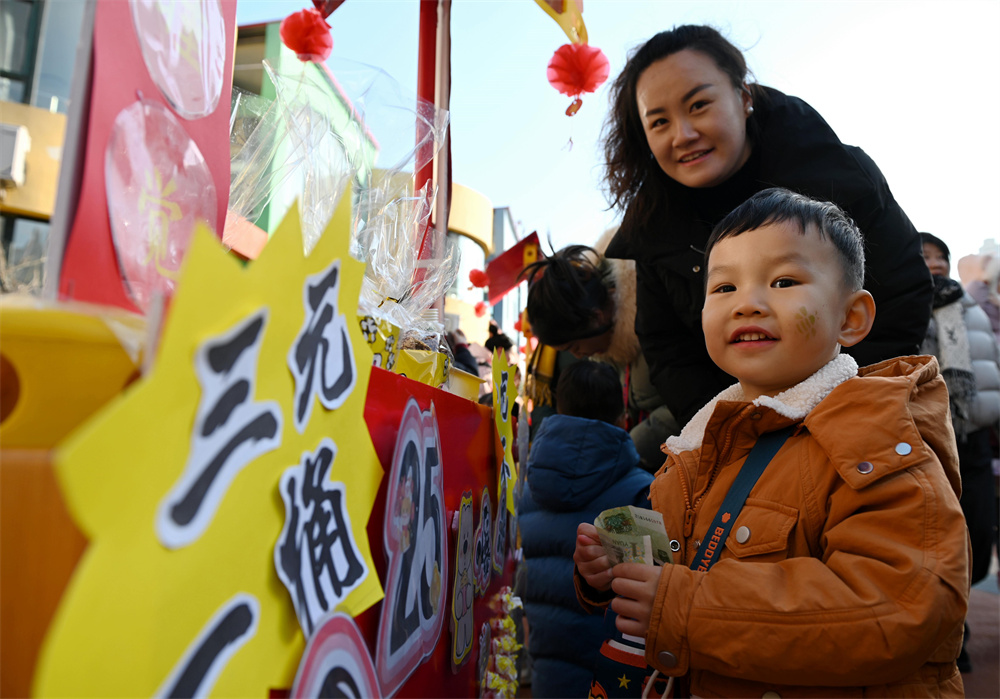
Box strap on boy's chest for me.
[690,426,795,573]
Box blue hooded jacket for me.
[518,415,654,698]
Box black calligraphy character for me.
[276,439,367,636]
[158,594,259,699]
[290,261,357,432]
[158,311,282,549]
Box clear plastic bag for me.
[225,56,456,359]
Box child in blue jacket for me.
[518,360,654,698]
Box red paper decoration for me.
[474,301,488,318]
[280,8,333,62]
[469,269,490,288]
[546,43,609,114]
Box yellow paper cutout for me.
[491,350,518,517]
[534,0,588,44]
[35,198,384,698]
[358,314,448,387]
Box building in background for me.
[0,0,86,293]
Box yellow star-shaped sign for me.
[618,672,632,689]
[35,201,384,697]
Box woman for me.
[603,25,932,426]
[522,235,679,471]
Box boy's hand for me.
[573,522,614,591]
[610,562,663,637]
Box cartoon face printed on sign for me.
[375,399,448,697]
[473,487,493,596]
[450,491,475,671]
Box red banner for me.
[485,232,540,306]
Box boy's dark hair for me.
[521,245,612,346]
[706,187,866,292]
[555,360,624,425]
[919,232,950,262]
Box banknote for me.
[595,528,654,566]
[594,505,673,565]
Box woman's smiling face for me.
[636,49,753,189]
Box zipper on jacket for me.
[684,411,749,539]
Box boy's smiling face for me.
[703,220,870,402]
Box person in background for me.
[522,238,679,471]
[959,253,1000,344]
[484,320,514,360]
[601,25,931,428]
[518,361,653,698]
[919,232,1000,674]
[574,189,968,697]
[446,328,480,376]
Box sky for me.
[235,0,1000,262]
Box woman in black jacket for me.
[603,25,932,426]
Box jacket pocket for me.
[723,500,799,561]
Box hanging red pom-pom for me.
[547,43,610,98]
[280,8,333,62]
[469,268,490,288]
[474,301,488,317]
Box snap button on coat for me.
[857,461,874,474]
[895,442,912,455]
[657,651,678,667]
[735,525,751,543]
[669,539,680,552]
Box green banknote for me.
[594,505,673,565]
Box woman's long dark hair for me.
[602,25,766,234]
[520,245,611,346]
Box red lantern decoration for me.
[280,8,333,62]
[474,301,488,318]
[469,268,490,288]
[546,43,609,115]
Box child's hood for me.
[526,415,643,511]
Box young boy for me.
[518,360,653,698]
[573,188,970,697]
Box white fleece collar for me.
[665,353,859,454]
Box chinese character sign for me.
[36,203,382,697]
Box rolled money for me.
[595,505,673,565]
[596,529,654,566]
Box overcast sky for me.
[235,0,1000,261]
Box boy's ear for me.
[837,289,876,348]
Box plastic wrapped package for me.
[105,100,218,314]
[129,0,226,120]
[225,57,457,382]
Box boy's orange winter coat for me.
[582,355,969,697]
